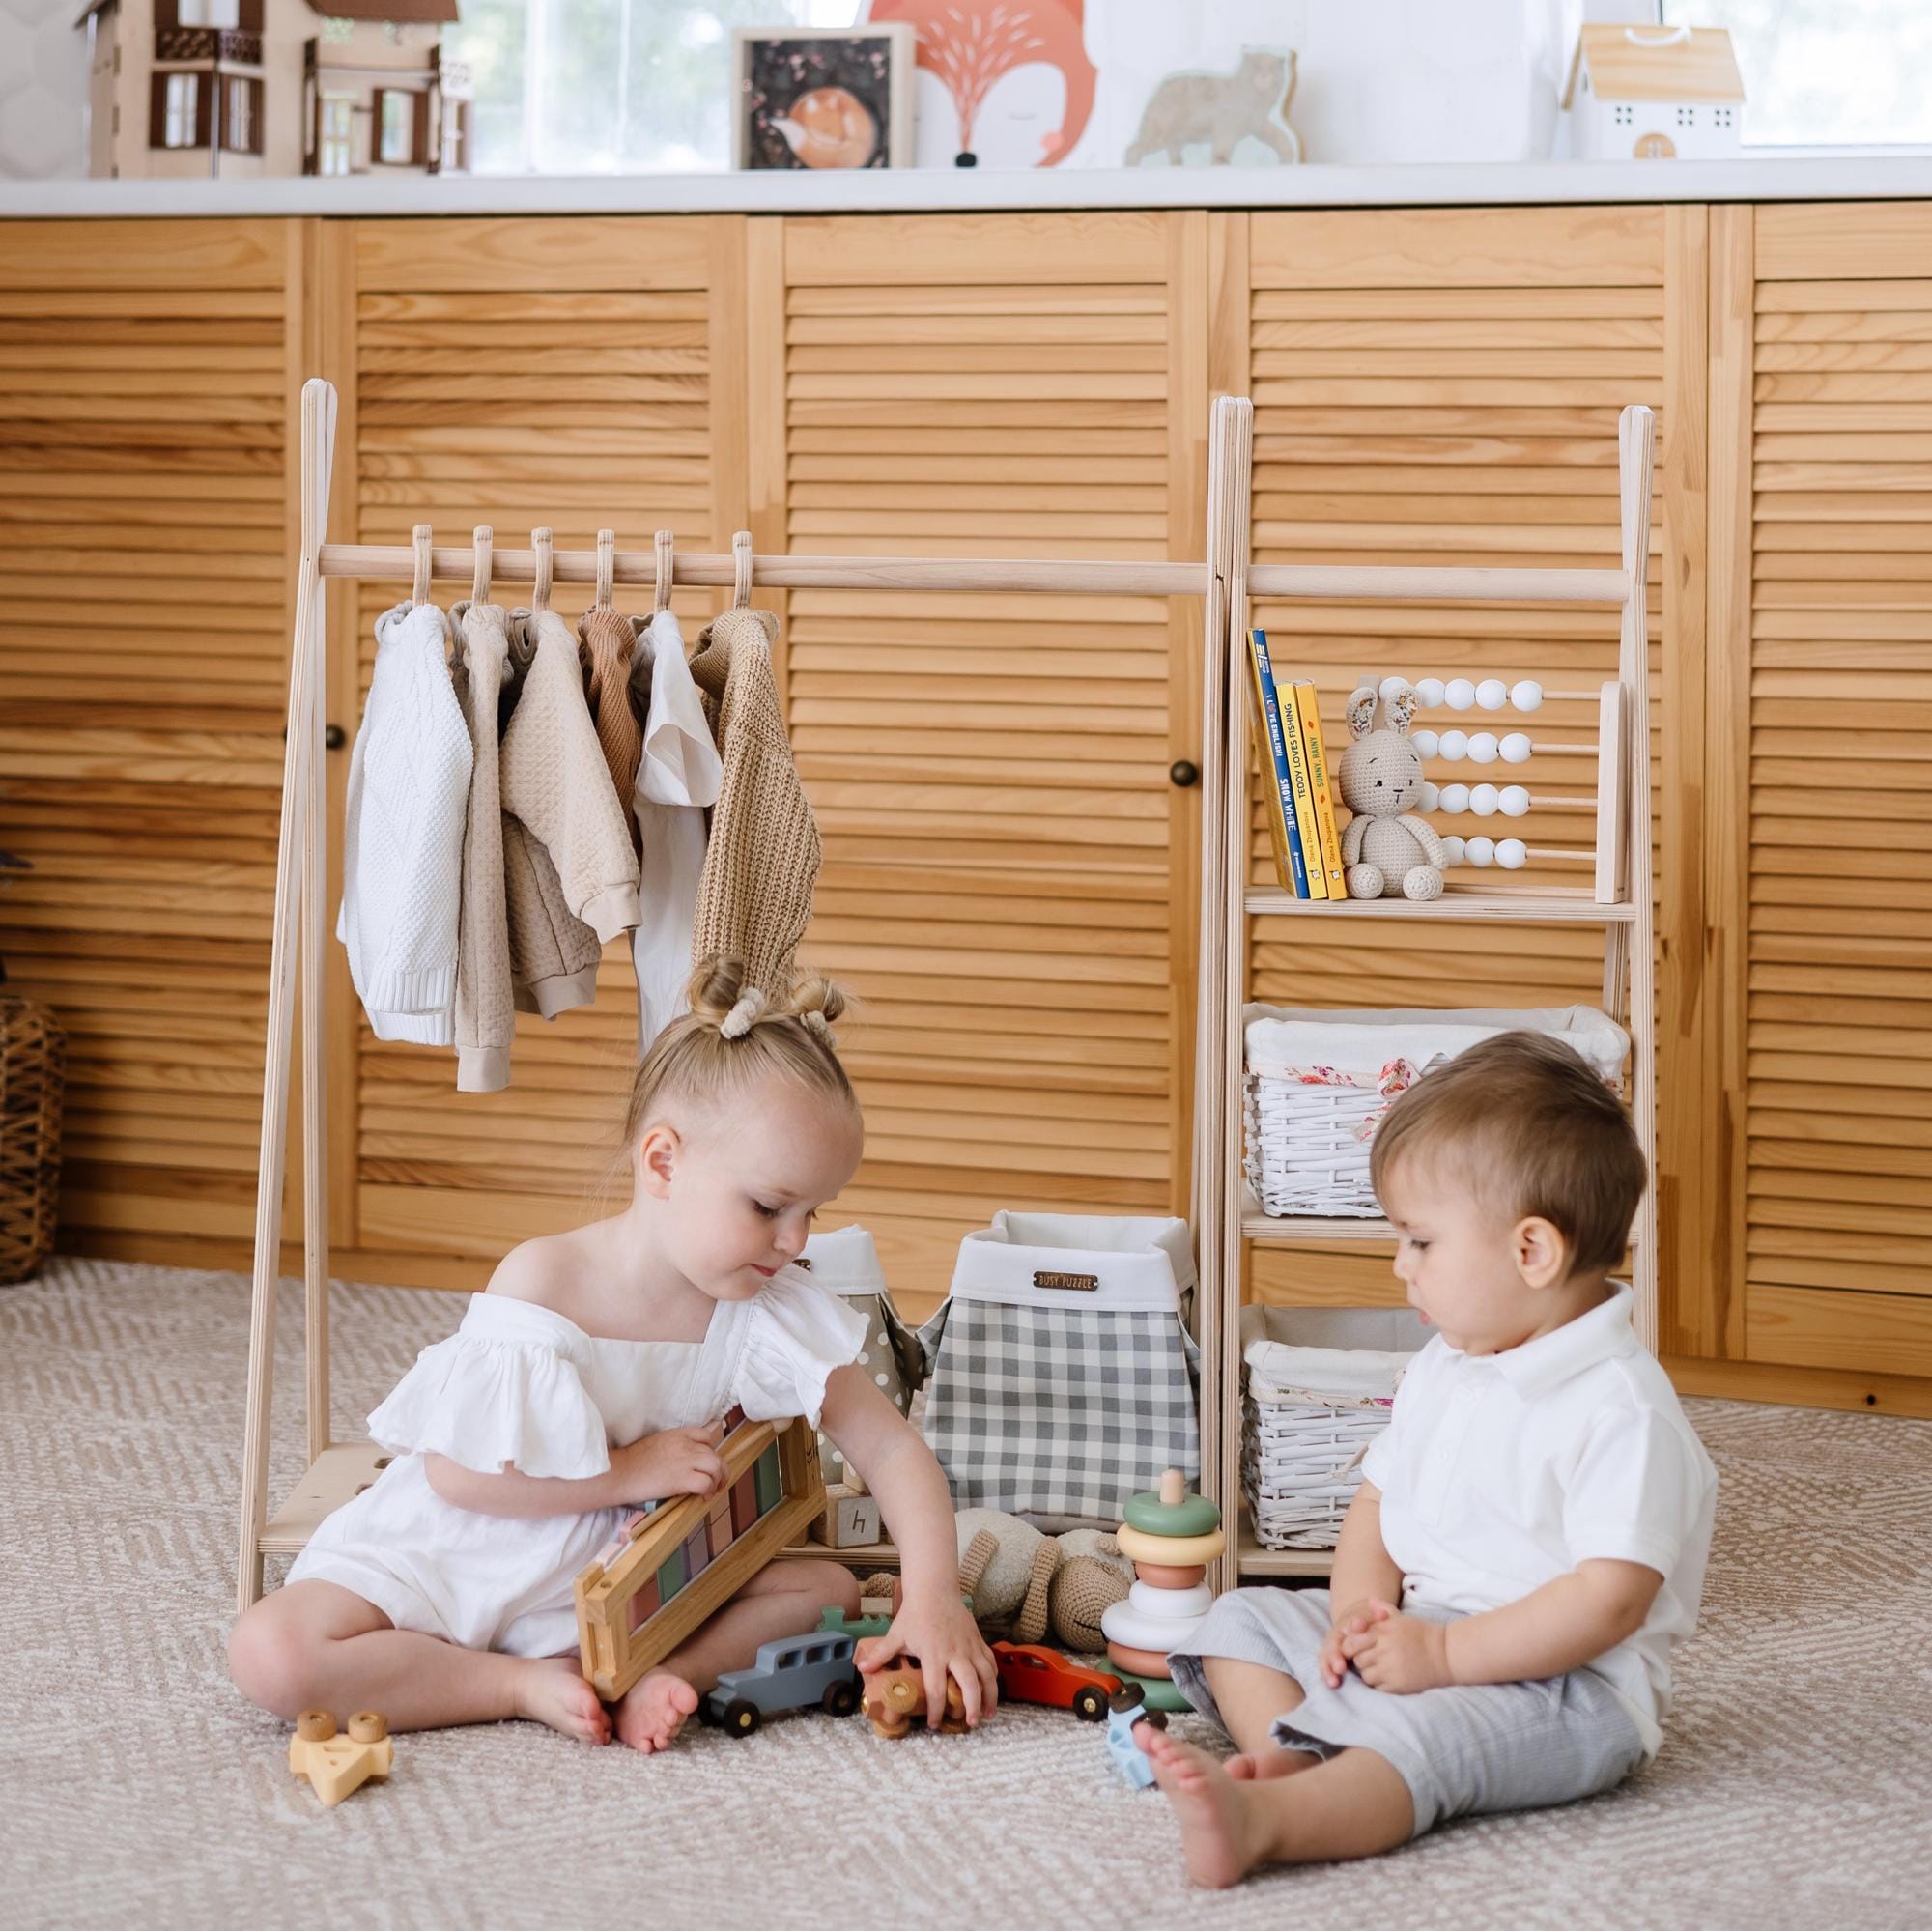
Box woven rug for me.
[2,1257,1927,1931]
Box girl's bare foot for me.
[613,1668,699,1754]
[514,1657,611,1746]
[1227,1744,1321,1782]
[1139,1725,1269,1888]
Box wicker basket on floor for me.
[0,995,65,1285]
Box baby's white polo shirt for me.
[1361,1284,1718,1756]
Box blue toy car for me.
[697,1629,863,1737]
[1105,1684,1168,1789]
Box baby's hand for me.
[856,1590,1000,1730]
[611,1421,726,1505]
[1318,1596,1380,1689]
[1341,1598,1451,1695]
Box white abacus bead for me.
[1500,732,1533,764]
[1467,732,1499,764]
[1469,783,1499,817]
[1467,836,1496,867]
[1419,781,1440,811]
[1412,728,1440,758]
[1510,680,1544,713]
[1438,729,1469,761]
[1439,783,1470,813]
[1414,677,1445,708]
[1378,675,1407,707]
[1444,677,1476,711]
[1475,678,1508,711]
[1441,835,1467,866]
[1497,838,1528,869]
[1499,784,1530,817]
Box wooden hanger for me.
[470,525,492,605]
[594,528,615,612]
[731,530,752,610]
[654,529,674,614]
[531,526,553,614]
[411,524,432,607]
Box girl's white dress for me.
[286,1267,867,1659]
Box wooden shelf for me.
[1243,1207,1397,1243]
[783,1538,902,1567]
[1237,1524,1336,1579]
[1247,888,1635,923]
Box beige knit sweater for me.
[686,606,821,1001]
[500,608,640,1014]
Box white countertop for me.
[6,156,1932,218]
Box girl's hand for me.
[856,1590,1000,1730]
[609,1421,726,1506]
[1340,1598,1452,1694]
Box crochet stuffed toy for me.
[1336,677,1447,902]
[953,1512,1133,1652]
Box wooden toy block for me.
[807,1482,881,1549]
[753,1441,781,1515]
[574,1416,824,1702]
[730,1469,758,1537]
[681,1522,712,1580]
[288,1710,392,1808]
[625,1575,661,1633]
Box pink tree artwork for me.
[867,1,1095,167]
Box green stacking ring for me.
[1122,1486,1222,1538]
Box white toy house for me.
[1563,23,1745,161]
[75,0,470,180]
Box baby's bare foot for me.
[515,1657,611,1746]
[613,1668,699,1755]
[1140,1725,1267,1888]
[1227,1744,1321,1783]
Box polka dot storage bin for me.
[799,1223,925,1485]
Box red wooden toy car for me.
[991,1642,1122,1720]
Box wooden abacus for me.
[574,1411,823,1703]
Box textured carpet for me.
[2,1256,1929,1931]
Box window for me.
[318,95,354,175]
[378,89,418,164]
[223,74,260,154]
[162,72,198,146]
[1661,0,1932,146]
[175,0,240,26]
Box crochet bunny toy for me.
[1337,677,1447,901]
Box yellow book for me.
[1278,673,1329,900]
[1292,681,1350,898]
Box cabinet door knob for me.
[1169,758,1200,788]
[326,724,346,751]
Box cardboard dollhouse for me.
[1563,22,1745,160]
[75,0,470,179]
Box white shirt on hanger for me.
[629,609,723,1054]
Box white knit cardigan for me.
[335,600,474,1044]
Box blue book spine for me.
[1251,628,1310,898]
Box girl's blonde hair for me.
[621,956,856,1150]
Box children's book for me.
[1277,673,1329,901]
[1246,629,1308,897]
[1290,681,1349,898]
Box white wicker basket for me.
[1239,1304,1430,1549]
[1243,1003,1630,1220]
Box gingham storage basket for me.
[917,1212,1200,1524]
[1243,1003,1630,1218]
[1240,1303,1430,1549]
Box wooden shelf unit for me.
[1195,399,1659,1588]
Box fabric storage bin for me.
[1240,1303,1431,1549]
[917,1211,1200,1523]
[1244,1003,1630,1218]
[798,1223,923,1485]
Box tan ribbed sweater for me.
[448,599,514,1091]
[500,608,640,1014]
[686,606,821,1000]
[578,605,643,852]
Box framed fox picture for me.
[733,22,916,170]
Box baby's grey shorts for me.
[1168,1585,1646,1837]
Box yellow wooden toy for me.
[288,1709,392,1807]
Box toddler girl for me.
[229,958,995,1753]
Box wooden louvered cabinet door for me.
[0,221,295,1264]
[759,213,1209,1316]
[1703,204,1932,1385]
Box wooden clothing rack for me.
[239,379,1656,1613]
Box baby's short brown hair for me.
[1368,1031,1646,1277]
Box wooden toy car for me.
[861,1658,969,1739]
[991,1642,1121,1720]
[696,1629,862,1737]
